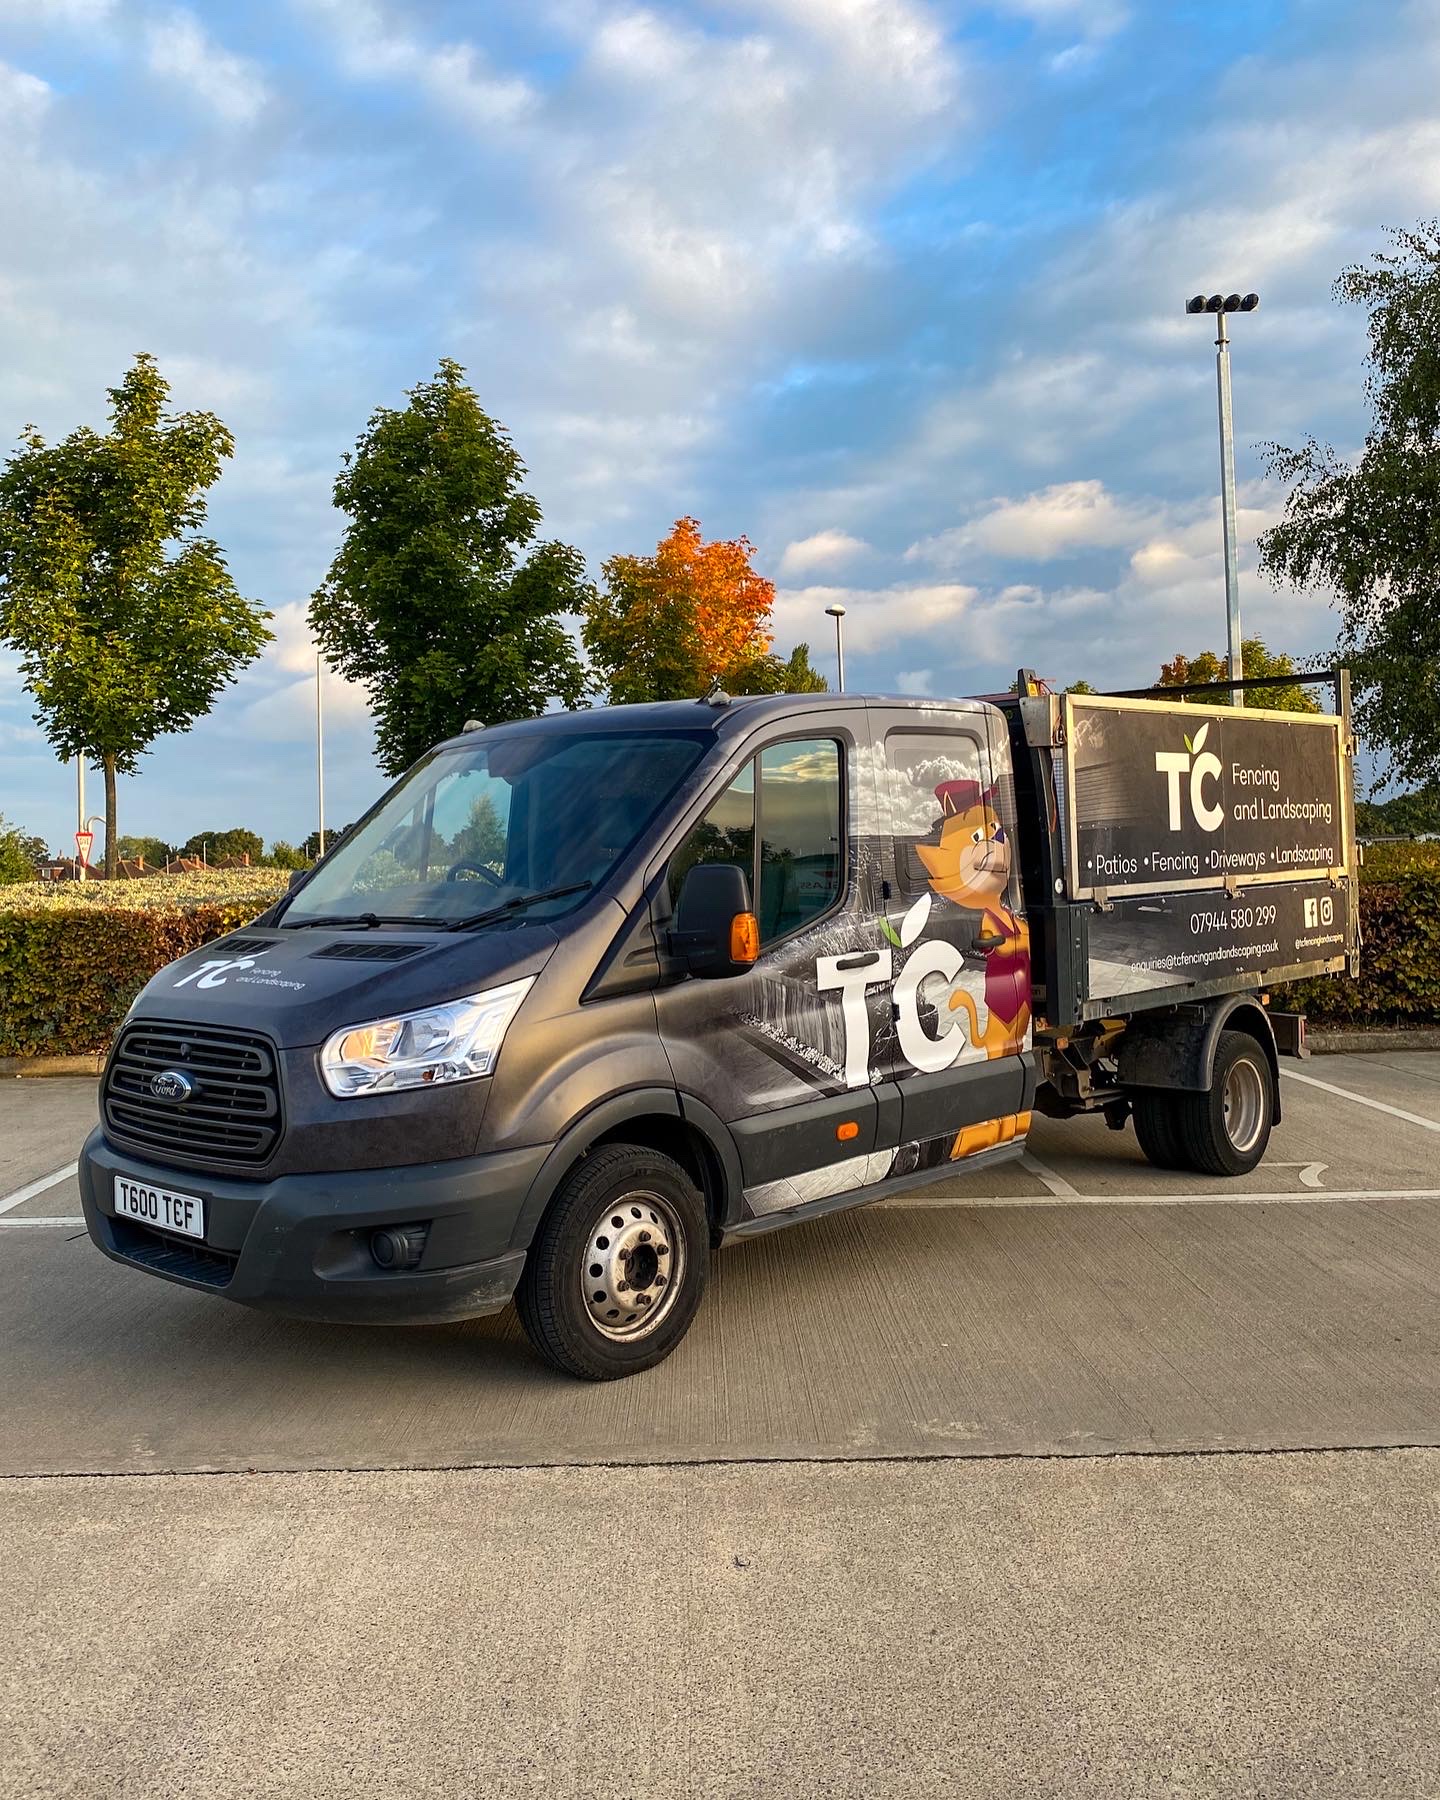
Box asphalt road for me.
[5,1056,1440,1795]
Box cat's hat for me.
[935,778,995,817]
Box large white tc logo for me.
[1154,721,1223,833]
[172,954,261,990]
[816,943,972,1088]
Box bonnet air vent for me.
[218,937,277,955]
[309,941,426,962]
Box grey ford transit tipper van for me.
[78,682,1358,1378]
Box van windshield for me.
[283,730,708,929]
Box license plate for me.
[113,1175,206,1241]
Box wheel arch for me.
[506,1088,742,1253]
[1117,993,1281,1122]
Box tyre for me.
[1131,1090,1186,1170]
[515,1144,709,1380]
[1173,1030,1275,1178]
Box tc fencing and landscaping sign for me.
[1063,694,1349,901]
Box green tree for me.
[179,827,264,863]
[264,840,312,871]
[1354,785,1440,836]
[117,834,172,867]
[729,642,829,695]
[0,354,271,876]
[310,360,589,776]
[1157,639,1320,712]
[1259,223,1440,781]
[1066,679,1096,695]
[0,814,45,884]
[303,822,356,861]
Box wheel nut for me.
[616,1281,628,1293]
[638,1230,651,1242]
[656,1245,669,1256]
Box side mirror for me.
[671,863,760,978]
[287,869,307,892]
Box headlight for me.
[319,978,535,1098]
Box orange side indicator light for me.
[836,1120,859,1142]
[730,912,760,964]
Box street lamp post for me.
[825,602,847,694]
[1186,290,1259,707]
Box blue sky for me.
[1,0,1435,852]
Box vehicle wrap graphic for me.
[658,714,1034,1221]
[1064,694,1348,899]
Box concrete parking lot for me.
[6,1057,1440,1795]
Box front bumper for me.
[78,1129,551,1325]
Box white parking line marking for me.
[0,1163,79,1217]
[1020,1151,1081,1199]
[1282,1067,1440,1132]
[0,1217,85,1228]
[882,1187,1440,1210]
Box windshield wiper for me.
[283,912,448,931]
[447,881,594,932]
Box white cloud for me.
[0,57,50,119]
[145,10,269,124]
[298,0,536,128]
[989,0,1128,39]
[778,529,868,577]
[0,0,113,21]
[774,581,977,654]
[908,480,1155,565]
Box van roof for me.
[432,692,993,753]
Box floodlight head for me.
[1186,295,1207,314]
[1223,293,1242,312]
[1240,292,1260,311]
[1205,294,1224,312]
[824,603,847,619]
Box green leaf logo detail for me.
[1183,733,1193,753]
[880,918,903,949]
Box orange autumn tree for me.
[583,516,826,703]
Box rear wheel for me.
[516,1144,709,1380]
[1173,1030,1275,1177]
[1131,1090,1186,1170]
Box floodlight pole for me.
[825,602,847,693]
[1214,310,1244,708]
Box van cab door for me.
[653,710,901,1220]
[868,703,1034,1167]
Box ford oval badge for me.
[150,1070,194,1102]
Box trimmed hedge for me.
[1277,861,1440,1025]
[0,870,288,1057]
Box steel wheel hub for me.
[582,1189,684,1342]
[1222,1057,1266,1154]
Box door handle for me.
[833,951,884,970]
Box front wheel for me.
[1173,1030,1275,1177]
[516,1144,709,1380]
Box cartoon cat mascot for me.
[915,777,1032,1157]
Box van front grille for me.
[104,1020,282,1168]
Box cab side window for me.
[667,762,755,909]
[758,738,842,941]
[667,738,844,945]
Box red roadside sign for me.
[74,829,94,867]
